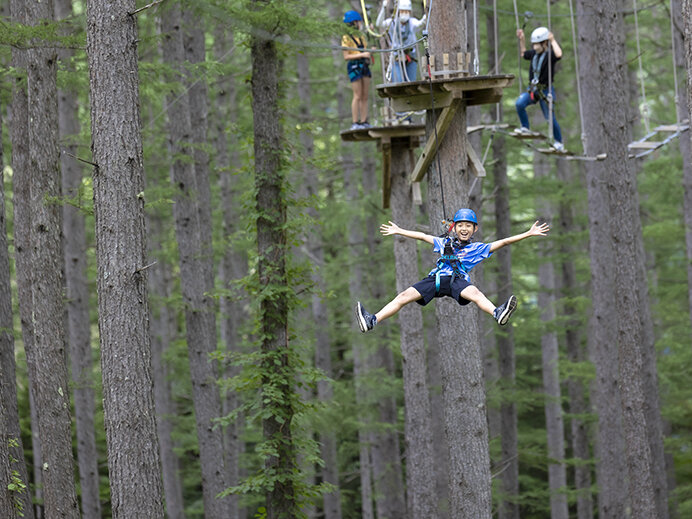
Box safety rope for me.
[512,0,523,92]
[493,0,500,121]
[423,33,447,220]
[472,0,479,75]
[359,0,389,38]
[567,0,587,151]
[632,0,651,133]
[546,0,554,142]
[669,0,680,124]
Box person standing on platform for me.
[376,0,426,84]
[342,10,373,130]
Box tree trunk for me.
[556,159,593,519]
[25,1,80,516]
[55,1,101,517]
[86,0,165,516]
[577,2,657,516]
[490,93,519,519]
[575,2,628,516]
[680,0,692,342]
[250,11,297,517]
[213,25,244,519]
[390,141,438,518]
[148,215,186,519]
[330,1,375,512]
[159,5,229,516]
[427,1,492,516]
[0,106,33,519]
[361,151,408,519]
[534,156,568,519]
[7,3,36,518]
[295,46,343,519]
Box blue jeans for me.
[515,87,562,143]
[391,58,418,83]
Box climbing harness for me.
[431,237,468,295]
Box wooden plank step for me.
[628,141,663,150]
[653,123,689,132]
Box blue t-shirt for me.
[427,238,493,281]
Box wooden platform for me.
[339,124,425,208]
[375,74,515,113]
[339,124,426,142]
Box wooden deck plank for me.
[628,141,663,150]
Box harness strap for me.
[432,254,467,295]
[531,51,547,85]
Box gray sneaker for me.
[355,301,377,332]
[493,295,517,326]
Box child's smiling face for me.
[454,221,477,242]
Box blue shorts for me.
[347,60,371,82]
[411,275,472,306]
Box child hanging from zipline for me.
[355,208,550,332]
[342,10,373,130]
[513,26,565,152]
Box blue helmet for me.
[453,208,478,224]
[343,10,363,23]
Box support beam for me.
[410,96,463,183]
[381,136,392,208]
[467,142,486,178]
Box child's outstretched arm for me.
[489,220,550,252]
[380,221,435,244]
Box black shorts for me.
[411,275,472,307]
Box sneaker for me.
[350,122,362,130]
[552,141,565,152]
[360,120,372,129]
[493,295,517,326]
[355,301,377,332]
[513,126,531,135]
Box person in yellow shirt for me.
[342,10,372,130]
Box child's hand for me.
[528,221,550,236]
[380,221,401,236]
[516,29,524,40]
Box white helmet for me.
[398,0,412,10]
[530,26,550,43]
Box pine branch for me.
[130,0,167,16]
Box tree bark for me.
[575,2,628,516]
[213,25,245,519]
[361,151,408,519]
[577,2,658,517]
[148,214,186,519]
[427,1,492,516]
[534,156,568,519]
[0,104,33,519]
[295,46,343,519]
[86,0,165,516]
[556,159,593,519]
[250,10,297,517]
[55,1,101,517]
[159,4,229,516]
[25,1,80,516]
[490,93,519,519]
[390,141,438,518]
[6,3,36,518]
